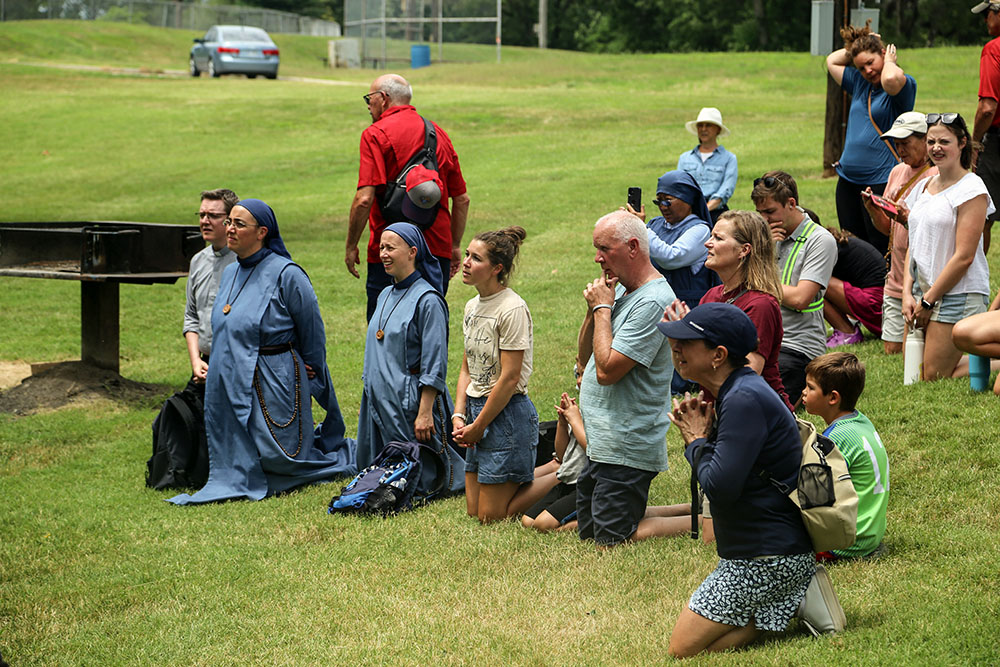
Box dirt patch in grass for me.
[0,361,169,416]
[0,360,31,391]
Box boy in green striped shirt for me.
[802,352,889,559]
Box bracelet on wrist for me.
[592,303,613,313]
[451,413,466,421]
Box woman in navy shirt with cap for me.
[660,303,813,657]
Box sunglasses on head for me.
[926,113,959,126]
[753,175,791,189]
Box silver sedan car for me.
[190,25,279,79]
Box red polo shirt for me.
[980,36,1000,129]
[357,105,467,262]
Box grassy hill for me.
[1,19,998,665]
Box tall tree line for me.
[235,0,986,52]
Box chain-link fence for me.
[344,0,500,67]
[0,0,341,37]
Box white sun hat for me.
[685,107,730,138]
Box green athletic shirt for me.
[824,411,889,558]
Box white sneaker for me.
[797,564,847,636]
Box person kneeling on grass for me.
[522,373,588,533]
[663,303,814,657]
[822,228,887,348]
[802,352,889,560]
[453,227,554,523]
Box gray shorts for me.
[881,294,904,343]
[689,553,814,632]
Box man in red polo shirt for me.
[346,73,470,320]
[973,1,1000,252]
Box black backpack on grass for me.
[146,383,208,490]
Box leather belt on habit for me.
[259,342,294,356]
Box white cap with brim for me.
[972,2,1000,13]
[880,111,928,140]
[685,107,730,138]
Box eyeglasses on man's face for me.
[197,211,226,221]
[363,90,387,106]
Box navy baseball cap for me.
[657,302,759,358]
[402,165,442,226]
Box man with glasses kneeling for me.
[146,188,238,490]
[185,188,239,391]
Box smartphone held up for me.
[627,187,641,212]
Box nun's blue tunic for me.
[356,272,453,470]
[169,251,357,504]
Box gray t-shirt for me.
[183,245,236,357]
[556,426,587,485]
[579,278,675,473]
[776,216,837,360]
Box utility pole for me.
[538,0,547,49]
[822,0,848,178]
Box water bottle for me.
[903,327,924,385]
[969,354,991,392]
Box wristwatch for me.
[920,298,936,311]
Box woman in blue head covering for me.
[170,199,357,504]
[629,170,718,308]
[355,223,465,489]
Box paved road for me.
[7,61,357,85]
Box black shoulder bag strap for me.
[393,117,437,185]
[688,405,719,540]
[689,442,704,540]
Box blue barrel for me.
[410,44,431,69]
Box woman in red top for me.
[667,210,792,411]
[643,211,792,543]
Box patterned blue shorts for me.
[689,553,814,632]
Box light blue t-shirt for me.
[579,278,675,473]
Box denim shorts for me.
[463,393,537,484]
[910,285,988,325]
[910,269,989,324]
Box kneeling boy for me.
[802,352,889,559]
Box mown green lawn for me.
[1,20,998,665]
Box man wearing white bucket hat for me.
[677,107,738,224]
[972,1,1000,252]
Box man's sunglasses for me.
[363,91,387,105]
[926,113,959,126]
[753,176,780,189]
